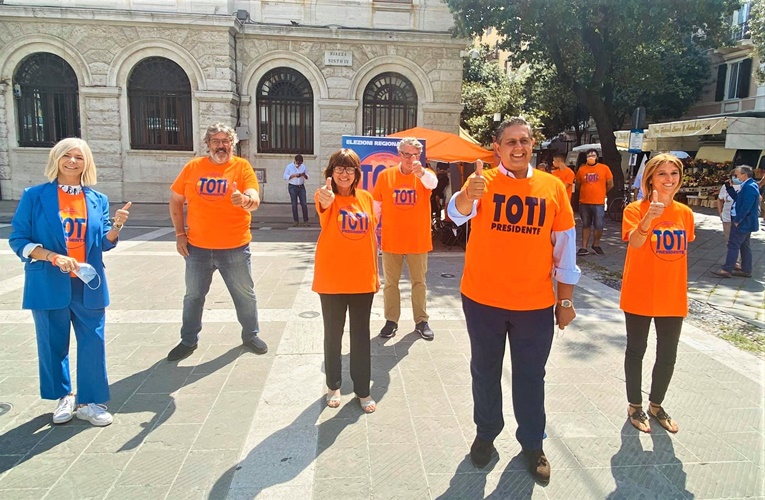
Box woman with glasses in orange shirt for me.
[313,149,379,413]
[620,154,695,434]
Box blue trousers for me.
[31,278,109,404]
[288,184,309,223]
[723,226,752,274]
[180,244,260,346]
[462,294,554,451]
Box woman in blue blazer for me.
[9,138,131,426]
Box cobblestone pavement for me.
[0,203,763,499]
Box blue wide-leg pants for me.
[31,278,109,404]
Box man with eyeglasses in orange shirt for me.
[166,123,267,362]
[373,137,438,341]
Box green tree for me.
[751,0,765,83]
[460,45,525,146]
[447,0,737,190]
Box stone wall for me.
[0,4,465,203]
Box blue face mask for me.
[731,177,743,185]
[73,263,101,290]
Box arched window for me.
[128,57,192,150]
[257,68,313,154]
[362,72,417,136]
[14,53,80,147]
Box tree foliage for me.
[460,45,525,146]
[523,65,590,145]
[751,0,765,83]
[447,0,738,189]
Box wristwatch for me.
[558,299,573,308]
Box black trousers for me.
[624,312,683,406]
[319,293,374,398]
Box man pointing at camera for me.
[166,122,267,362]
[447,117,580,484]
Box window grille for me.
[362,72,417,136]
[257,68,314,154]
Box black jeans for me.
[624,312,683,406]
[319,293,374,398]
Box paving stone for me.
[658,461,764,498]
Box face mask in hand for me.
[731,177,743,185]
[74,263,101,290]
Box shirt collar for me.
[498,163,533,179]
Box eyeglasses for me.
[209,139,232,146]
[332,166,356,174]
[400,152,419,159]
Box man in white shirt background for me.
[283,154,310,227]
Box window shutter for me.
[714,65,727,102]
[738,58,752,98]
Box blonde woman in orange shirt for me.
[313,149,379,413]
[620,154,695,434]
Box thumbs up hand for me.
[230,181,244,207]
[411,160,424,178]
[317,177,335,209]
[112,201,131,228]
[465,160,486,201]
[646,189,665,221]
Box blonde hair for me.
[641,153,683,202]
[44,138,97,186]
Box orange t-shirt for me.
[171,156,259,249]
[460,169,575,311]
[372,166,433,254]
[58,189,87,275]
[552,167,575,200]
[620,201,695,317]
[576,163,613,204]
[312,189,379,294]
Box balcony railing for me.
[731,21,750,42]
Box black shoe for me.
[576,248,589,256]
[524,449,550,484]
[591,245,605,255]
[379,320,398,339]
[415,321,434,341]
[243,336,268,355]
[470,436,495,468]
[167,342,197,362]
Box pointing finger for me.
[121,202,132,210]
[475,160,484,177]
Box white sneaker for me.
[52,394,75,424]
[75,403,113,426]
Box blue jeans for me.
[462,294,554,451]
[723,226,752,273]
[288,184,309,223]
[579,203,605,230]
[180,244,260,346]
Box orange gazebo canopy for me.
[388,127,495,165]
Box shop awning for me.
[616,117,764,152]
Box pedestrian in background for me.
[713,165,760,279]
[313,149,378,413]
[717,169,742,244]
[167,123,267,361]
[9,138,131,427]
[283,154,310,227]
[621,154,694,434]
[551,153,575,201]
[575,149,613,256]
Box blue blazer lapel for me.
[42,182,66,249]
[84,188,102,256]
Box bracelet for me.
[44,250,53,262]
[176,232,187,237]
[112,222,124,232]
[636,225,649,236]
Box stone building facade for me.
[0,1,464,202]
